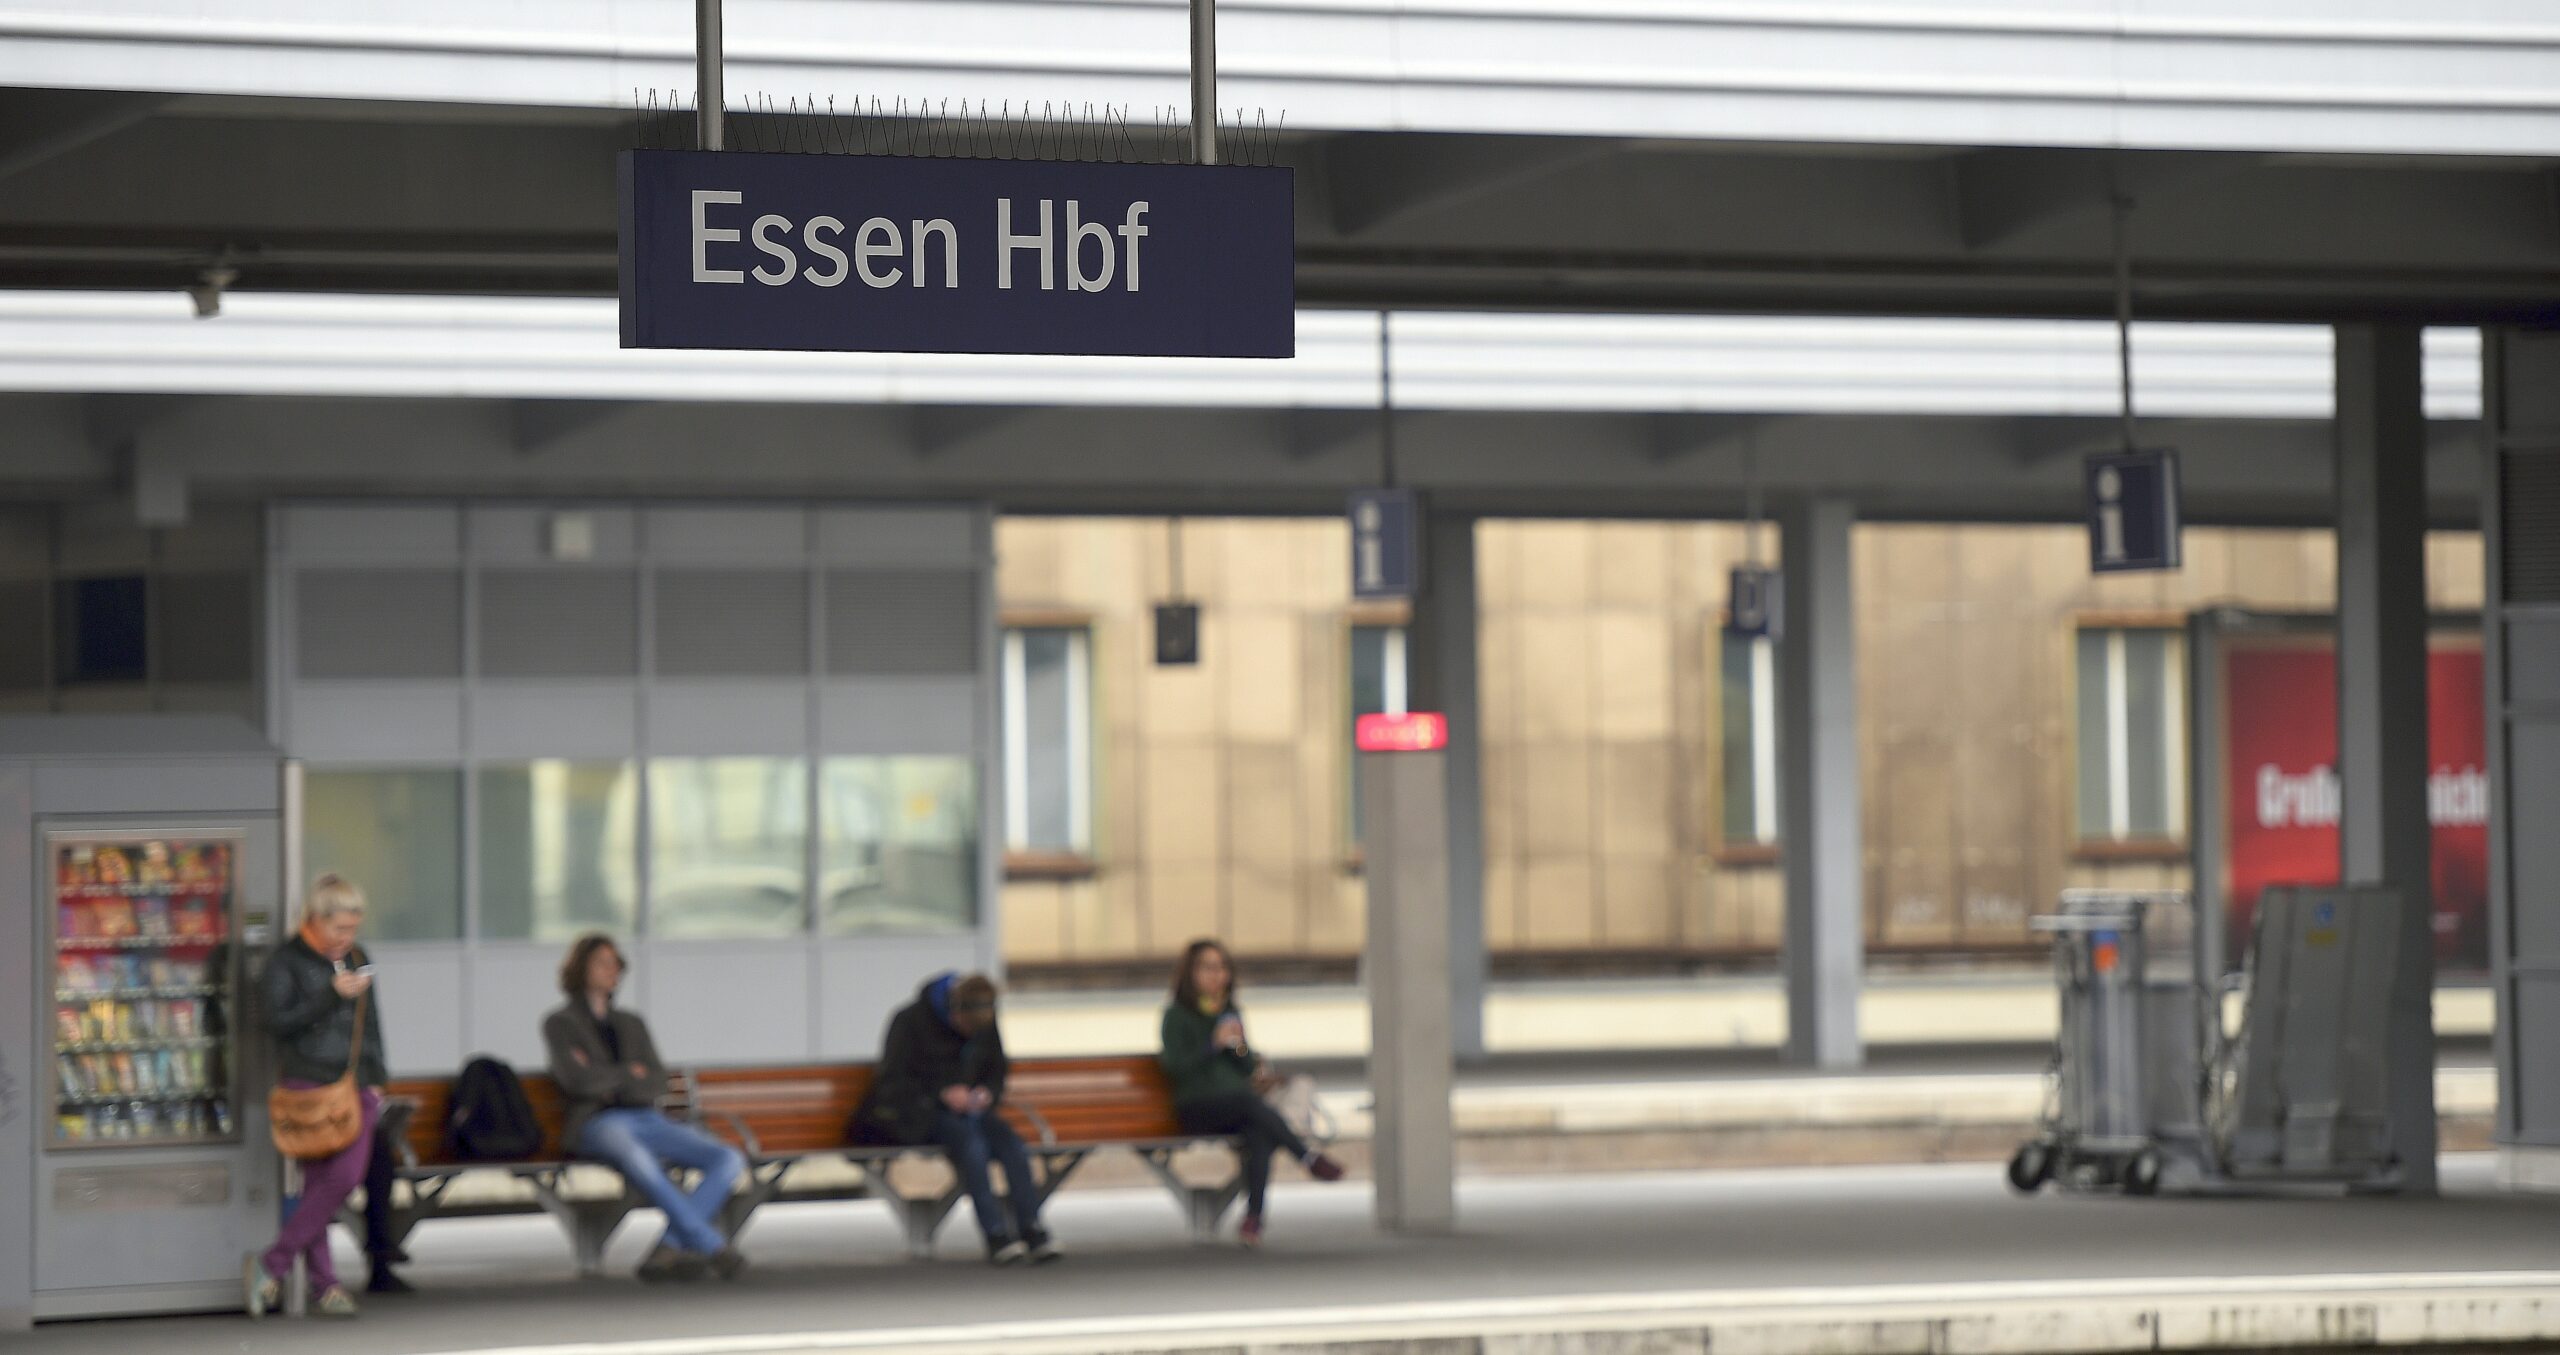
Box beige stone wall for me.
[996,517,2485,970]
[997,518,1368,968]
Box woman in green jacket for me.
[1159,938,1343,1247]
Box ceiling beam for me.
[1645,412,1781,465]
[908,405,1030,460]
[0,92,173,187]
[83,394,208,458]
[1325,133,1626,236]
[1280,408,1374,463]
[511,399,631,457]
[2005,417,2120,468]
[1950,148,2245,251]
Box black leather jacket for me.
[261,934,388,1087]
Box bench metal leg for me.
[877,1187,962,1260]
[528,1171,638,1279]
[561,1200,634,1278]
[1136,1147,1245,1244]
[716,1160,786,1242]
[338,1174,446,1257]
[1030,1149,1089,1213]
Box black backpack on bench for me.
[446,1056,544,1162]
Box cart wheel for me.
[2006,1142,2054,1195]
[2125,1149,2163,1197]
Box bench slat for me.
[384,1053,1195,1167]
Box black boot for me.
[366,1263,414,1295]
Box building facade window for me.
[2074,627,2186,843]
[1348,625,1409,841]
[1719,630,1780,848]
[54,575,148,686]
[0,505,260,718]
[302,768,465,942]
[1002,627,1092,856]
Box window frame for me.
[999,623,1095,864]
[2072,620,2190,853]
[1346,620,1412,855]
[1714,625,1782,860]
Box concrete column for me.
[1361,746,1457,1232]
[0,767,31,1331]
[1406,511,1487,1064]
[2482,328,2560,1190]
[2334,323,2438,1194]
[1778,497,1863,1069]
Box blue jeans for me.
[578,1108,747,1255]
[932,1109,1042,1244]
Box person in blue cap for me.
[850,971,1057,1264]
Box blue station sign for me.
[1726,565,1782,639]
[619,150,1294,359]
[1349,488,1419,600]
[2085,447,2184,574]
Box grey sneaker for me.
[1027,1231,1063,1264]
[312,1287,360,1318]
[988,1238,1030,1266]
[244,1255,278,1319]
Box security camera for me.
[187,267,238,319]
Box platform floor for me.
[1000,976,2501,1061]
[29,1155,2560,1355]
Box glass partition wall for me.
[302,756,978,943]
[280,503,993,951]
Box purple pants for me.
[263,1084,381,1292]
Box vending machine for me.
[1,716,283,1326]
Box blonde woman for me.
[249,874,389,1318]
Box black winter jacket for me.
[848,976,1008,1146]
[261,934,388,1087]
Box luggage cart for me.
[2009,884,2406,1198]
[2007,891,2178,1196]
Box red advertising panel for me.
[2220,632,2488,971]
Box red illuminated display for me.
[1356,712,1449,753]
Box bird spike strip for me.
[634,89,1287,167]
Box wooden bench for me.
[361,1056,1257,1274]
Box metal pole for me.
[697,0,725,151]
[2111,192,2135,452]
[1744,429,1764,566]
[1190,0,1217,165]
[1379,310,1396,488]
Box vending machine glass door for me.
[45,833,242,1150]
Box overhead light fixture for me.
[186,266,238,320]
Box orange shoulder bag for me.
[268,989,367,1160]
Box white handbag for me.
[1261,1072,1338,1147]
